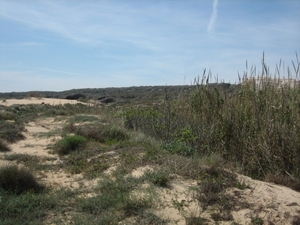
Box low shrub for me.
[0,165,44,194]
[66,123,129,144]
[0,120,25,143]
[54,135,87,155]
[0,139,11,152]
[0,189,57,224]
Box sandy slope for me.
[1,99,300,224]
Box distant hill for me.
[0,84,237,104]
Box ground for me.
[0,98,300,225]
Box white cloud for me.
[207,0,218,33]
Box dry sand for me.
[0,97,82,106]
[1,98,300,225]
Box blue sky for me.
[0,0,299,92]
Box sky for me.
[0,0,299,92]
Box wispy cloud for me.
[207,0,218,33]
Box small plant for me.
[250,217,263,225]
[54,135,87,155]
[0,165,44,194]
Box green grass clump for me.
[0,165,44,194]
[54,135,87,155]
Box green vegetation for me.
[0,120,25,143]
[143,168,171,187]
[0,139,11,152]
[53,135,87,155]
[123,60,300,181]
[0,55,299,224]
[0,165,44,194]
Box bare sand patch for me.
[0,97,82,106]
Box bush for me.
[54,135,87,155]
[65,123,129,143]
[0,165,44,194]
[0,139,11,152]
[0,120,25,143]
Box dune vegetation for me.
[0,56,300,224]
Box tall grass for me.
[123,54,300,180]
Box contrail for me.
[207,0,218,33]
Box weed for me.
[250,217,264,225]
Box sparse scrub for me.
[0,111,18,121]
[0,120,25,143]
[53,135,87,155]
[64,123,129,144]
[0,189,57,224]
[0,165,44,194]
[4,153,57,171]
[79,174,153,223]
[195,167,237,210]
[143,168,171,187]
